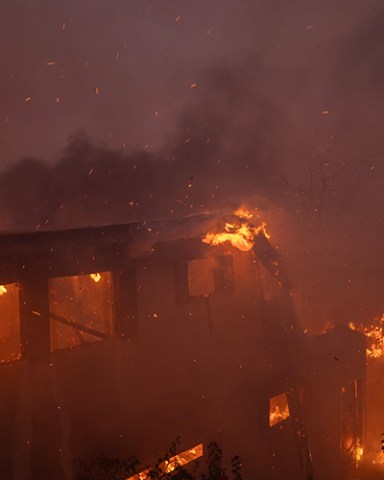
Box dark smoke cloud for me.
[3,2,384,469]
[1,0,384,330]
[0,56,294,230]
[1,0,378,163]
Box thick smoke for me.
[1,1,384,329]
[0,57,292,230]
[3,1,384,474]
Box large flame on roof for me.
[202,209,270,252]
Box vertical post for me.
[18,259,66,479]
[115,265,138,339]
[175,261,190,304]
[19,264,51,361]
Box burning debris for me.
[349,315,384,360]
[127,443,204,480]
[0,213,369,480]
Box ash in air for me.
[1,2,384,479]
[1,4,384,327]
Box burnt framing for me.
[0,214,225,362]
[0,215,368,480]
[0,221,151,362]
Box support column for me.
[19,262,66,479]
[115,265,138,339]
[19,267,51,361]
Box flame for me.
[234,208,254,220]
[269,393,290,427]
[0,285,7,295]
[349,315,384,359]
[126,444,203,480]
[269,404,290,427]
[128,469,150,480]
[164,444,203,473]
[354,438,363,467]
[90,273,102,283]
[202,212,270,252]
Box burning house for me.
[0,213,366,480]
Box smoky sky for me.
[1,0,381,163]
[1,0,384,327]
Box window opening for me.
[269,393,290,427]
[49,271,114,352]
[0,282,21,363]
[187,258,215,297]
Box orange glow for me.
[349,315,384,359]
[269,393,290,427]
[354,438,363,468]
[0,282,21,363]
[234,208,271,237]
[234,208,254,220]
[127,444,203,480]
[90,272,102,283]
[128,469,150,480]
[164,444,203,473]
[202,211,270,252]
[49,272,114,352]
[372,451,384,465]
